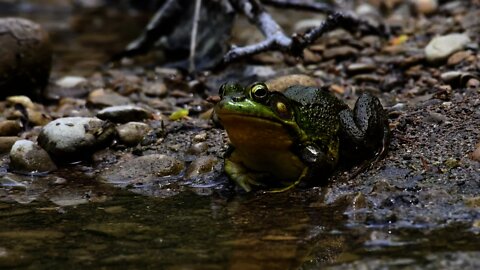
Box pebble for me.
[144,82,168,97]
[412,0,438,15]
[265,74,318,92]
[37,117,116,159]
[0,18,52,99]
[99,154,184,185]
[9,140,57,173]
[87,88,131,108]
[116,122,151,146]
[0,120,22,136]
[0,136,20,154]
[55,76,87,88]
[346,63,377,75]
[470,143,480,162]
[96,105,152,123]
[6,95,35,109]
[323,46,359,59]
[447,50,471,66]
[185,155,219,179]
[425,33,471,62]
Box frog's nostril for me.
[233,96,244,102]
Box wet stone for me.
[0,120,22,136]
[9,140,57,173]
[96,105,152,123]
[425,33,471,63]
[0,18,52,99]
[116,122,151,146]
[266,74,318,92]
[185,155,219,179]
[413,0,438,15]
[99,154,184,185]
[37,117,116,159]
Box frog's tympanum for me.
[214,82,389,192]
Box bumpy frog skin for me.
[214,82,389,192]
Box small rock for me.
[9,140,56,173]
[99,154,184,185]
[37,117,116,159]
[425,33,471,63]
[266,74,318,92]
[144,82,168,97]
[116,122,151,146]
[185,156,219,179]
[187,142,209,155]
[0,136,20,154]
[323,46,358,60]
[440,71,463,82]
[412,0,437,15]
[346,63,377,75]
[470,143,480,162]
[0,18,52,99]
[55,76,87,88]
[447,50,471,66]
[0,120,22,136]
[466,78,480,89]
[193,132,208,142]
[97,105,152,123]
[6,95,35,109]
[87,88,131,108]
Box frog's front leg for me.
[224,150,264,192]
[338,92,390,162]
[296,141,339,185]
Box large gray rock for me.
[9,140,56,173]
[37,117,116,159]
[0,18,52,99]
[425,33,471,62]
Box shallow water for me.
[1,184,480,269]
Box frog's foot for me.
[224,159,263,192]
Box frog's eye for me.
[250,83,268,101]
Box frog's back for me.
[283,85,347,139]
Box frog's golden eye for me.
[250,83,268,101]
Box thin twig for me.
[190,0,202,72]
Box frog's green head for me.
[214,82,305,150]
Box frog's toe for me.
[225,159,261,192]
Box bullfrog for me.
[214,82,389,192]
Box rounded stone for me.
[37,117,116,159]
[185,155,219,179]
[116,122,151,146]
[97,105,152,123]
[0,18,52,99]
[425,33,471,63]
[9,139,56,173]
[0,120,22,136]
[0,136,21,154]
